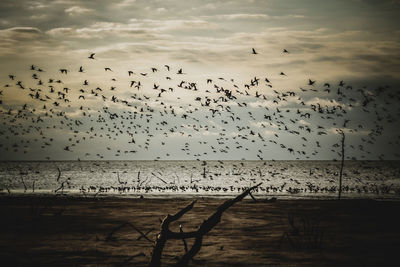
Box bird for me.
[252,48,258,54]
[88,53,96,59]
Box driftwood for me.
[148,182,262,267]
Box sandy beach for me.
[0,196,399,266]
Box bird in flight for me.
[283,49,289,53]
[308,79,316,86]
[252,48,258,54]
[88,53,96,59]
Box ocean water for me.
[0,160,399,199]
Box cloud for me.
[129,19,219,31]
[6,27,42,34]
[45,27,75,37]
[45,18,217,40]
[298,119,310,125]
[305,97,356,111]
[0,27,43,42]
[305,97,341,107]
[116,0,136,7]
[218,13,270,20]
[327,127,371,135]
[263,129,276,136]
[65,6,94,15]
[46,23,151,39]
[251,121,279,129]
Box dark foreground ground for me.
[0,196,399,266]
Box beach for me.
[1,196,399,266]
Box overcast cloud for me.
[0,0,399,160]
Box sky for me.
[0,0,399,161]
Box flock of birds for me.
[1,48,400,162]
[2,159,399,197]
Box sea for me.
[1,160,400,199]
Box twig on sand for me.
[138,228,155,241]
[106,222,154,243]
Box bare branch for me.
[175,183,262,267]
[180,225,188,253]
[148,183,262,267]
[149,200,196,267]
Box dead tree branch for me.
[148,182,262,267]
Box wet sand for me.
[0,196,399,266]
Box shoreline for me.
[2,192,400,201]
